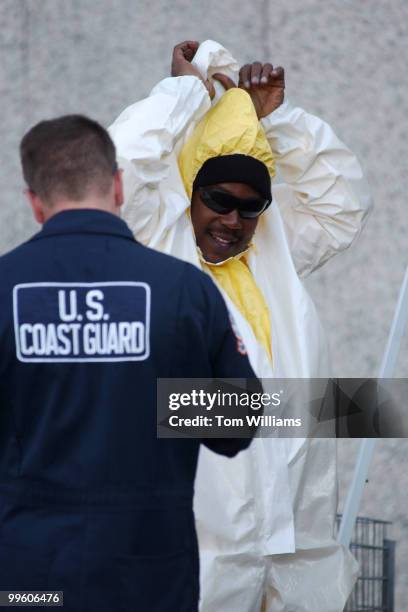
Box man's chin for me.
[205,253,228,264]
[199,237,244,264]
[200,247,239,264]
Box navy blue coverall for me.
[0,210,255,612]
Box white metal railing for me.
[338,266,408,547]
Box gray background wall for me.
[1,0,407,608]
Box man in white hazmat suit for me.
[109,40,372,611]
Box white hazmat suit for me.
[109,40,372,612]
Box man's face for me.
[190,182,260,264]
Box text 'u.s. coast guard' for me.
[13,282,151,362]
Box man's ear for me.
[25,189,46,224]
[114,169,124,210]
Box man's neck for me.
[42,199,118,223]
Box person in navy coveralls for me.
[0,115,256,611]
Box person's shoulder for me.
[0,239,37,272]
[130,240,218,294]
[0,241,41,299]
[132,241,210,282]
[123,243,222,314]
[180,259,222,306]
[183,260,217,291]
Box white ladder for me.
[338,266,408,547]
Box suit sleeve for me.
[261,100,373,277]
[108,76,210,244]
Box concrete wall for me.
[1,1,407,608]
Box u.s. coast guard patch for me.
[13,282,150,363]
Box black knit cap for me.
[192,154,272,204]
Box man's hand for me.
[171,41,215,98]
[213,63,285,119]
[239,63,285,118]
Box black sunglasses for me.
[199,187,270,219]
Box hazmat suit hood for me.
[178,86,276,200]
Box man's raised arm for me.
[260,90,372,277]
[108,42,212,243]
[210,58,372,277]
